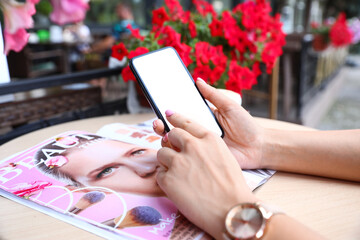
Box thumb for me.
[196,78,236,111]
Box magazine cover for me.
[0,122,274,240]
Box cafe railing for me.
[0,67,125,144]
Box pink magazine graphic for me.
[96,123,162,150]
[97,123,276,191]
[0,129,208,240]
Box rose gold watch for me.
[223,202,283,240]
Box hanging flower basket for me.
[312,34,329,51]
[311,12,354,52]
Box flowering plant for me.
[348,18,360,45]
[112,0,286,94]
[329,13,353,47]
[0,0,89,54]
[311,12,353,51]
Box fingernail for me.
[163,133,169,143]
[165,110,174,117]
[153,120,157,129]
[197,77,206,84]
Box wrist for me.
[261,129,283,170]
[223,201,285,240]
[216,193,258,239]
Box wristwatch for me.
[223,202,283,240]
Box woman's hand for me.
[153,78,265,169]
[156,110,257,239]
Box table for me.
[0,114,359,240]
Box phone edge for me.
[129,57,171,133]
[129,47,224,138]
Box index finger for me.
[153,119,166,137]
[165,110,208,138]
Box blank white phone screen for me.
[131,47,222,137]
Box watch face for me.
[225,203,266,239]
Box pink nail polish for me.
[163,133,169,143]
[153,120,157,129]
[165,110,174,117]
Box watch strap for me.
[259,202,284,219]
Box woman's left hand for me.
[156,110,258,240]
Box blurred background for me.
[1,0,360,144]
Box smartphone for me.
[129,47,224,137]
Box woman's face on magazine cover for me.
[60,139,163,196]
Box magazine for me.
[0,121,275,240]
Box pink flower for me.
[44,156,69,169]
[1,0,39,54]
[50,0,89,25]
[1,0,39,34]
[9,181,52,198]
[55,136,78,145]
[4,28,29,54]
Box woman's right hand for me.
[153,78,265,170]
[156,110,258,240]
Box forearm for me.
[90,36,115,53]
[262,129,360,181]
[263,214,325,240]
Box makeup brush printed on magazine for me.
[69,191,106,214]
[102,206,161,229]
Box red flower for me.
[194,42,227,84]
[126,24,144,41]
[226,61,257,94]
[210,66,225,84]
[151,25,162,38]
[180,10,191,24]
[111,42,128,61]
[234,0,256,30]
[330,13,353,47]
[252,62,261,77]
[158,26,182,47]
[210,45,227,67]
[128,47,149,59]
[121,66,135,82]
[193,0,216,18]
[165,0,184,21]
[176,43,193,67]
[192,65,212,83]
[121,47,149,82]
[209,18,223,37]
[152,7,170,26]
[114,0,286,94]
[195,42,211,65]
[310,22,320,29]
[222,11,241,48]
[188,20,197,38]
[246,40,257,54]
[261,42,282,73]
